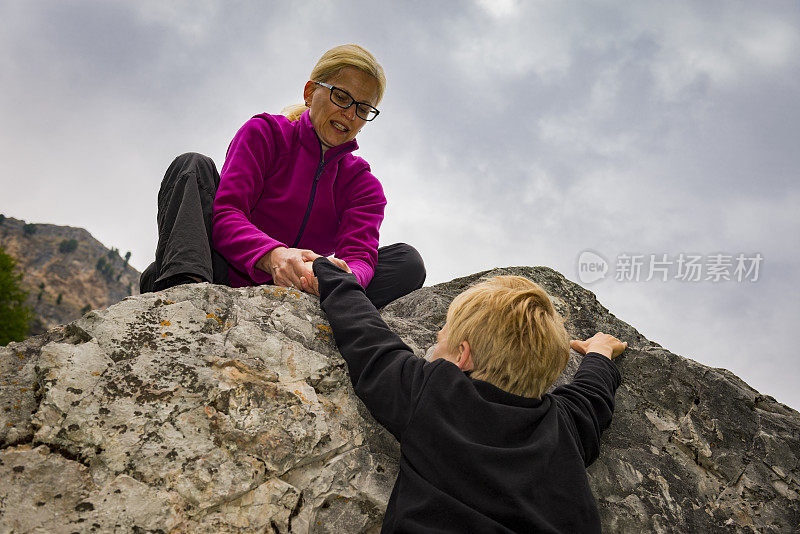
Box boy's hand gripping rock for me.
[570,332,627,360]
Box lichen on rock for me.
[1,267,798,533]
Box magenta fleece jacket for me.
[212,110,386,289]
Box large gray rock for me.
[1,267,798,533]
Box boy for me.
[312,257,626,533]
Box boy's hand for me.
[570,332,627,360]
[257,246,316,291]
[327,256,351,273]
[299,253,352,296]
[298,250,321,296]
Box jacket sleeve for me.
[213,118,286,284]
[314,257,428,440]
[333,167,385,288]
[552,353,621,467]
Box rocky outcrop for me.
[0,216,140,336]
[1,266,798,533]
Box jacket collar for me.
[299,109,359,163]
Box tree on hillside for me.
[96,256,114,280]
[59,239,78,253]
[0,214,6,225]
[0,247,31,345]
[23,223,36,236]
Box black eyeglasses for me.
[314,81,380,121]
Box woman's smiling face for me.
[303,66,379,152]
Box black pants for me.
[141,152,426,309]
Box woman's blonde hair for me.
[445,276,570,398]
[282,44,386,121]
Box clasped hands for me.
[255,246,350,296]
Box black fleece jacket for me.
[314,258,621,533]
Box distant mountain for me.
[0,215,140,336]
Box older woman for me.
[140,45,425,308]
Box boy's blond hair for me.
[445,275,570,398]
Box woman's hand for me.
[256,247,317,292]
[256,248,352,297]
[297,252,352,296]
[570,332,627,360]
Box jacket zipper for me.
[291,140,327,247]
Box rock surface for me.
[1,266,798,533]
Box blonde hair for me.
[282,44,386,121]
[445,276,570,398]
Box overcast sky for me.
[2,1,798,408]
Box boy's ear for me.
[457,341,473,371]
